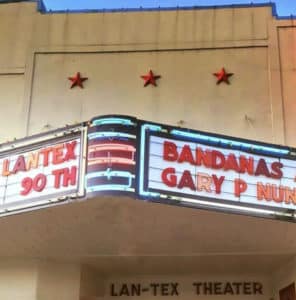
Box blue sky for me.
[42,0,296,17]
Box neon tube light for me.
[139,124,162,198]
[87,185,135,192]
[86,170,135,192]
[88,144,136,153]
[88,132,136,140]
[92,118,136,126]
[86,170,134,181]
[170,129,289,156]
[88,157,135,165]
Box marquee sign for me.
[1,114,296,221]
[138,121,296,220]
[0,125,86,214]
[86,116,137,194]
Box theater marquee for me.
[138,121,296,220]
[1,114,296,221]
[0,125,86,214]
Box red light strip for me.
[88,144,136,153]
[88,157,136,165]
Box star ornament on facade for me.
[213,67,233,85]
[68,72,88,89]
[141,70,161,87]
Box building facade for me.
[0,1,296,300]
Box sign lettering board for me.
[1,114,296,221]
[139,122,296,219]
[86,116,137,194]
[0,126,86,214]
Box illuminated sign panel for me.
[139,123,296,219]
[86,116,137,194]
[0,127,86,214]
[1,114,296,221]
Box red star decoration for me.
[213,68,233,85]
[141,70,161,87]
[68,72,88,89]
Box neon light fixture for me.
[86,170,135,192]
[88,157,136,165]
[86,170,134,181]
[139,124,162,198]
[88,132,136,140]
[87,185,135,192]
[88,144,136,153]
[170,129,290,157]
[92,118,136,126]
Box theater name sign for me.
[1,115,296,222]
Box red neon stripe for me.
[89,144,135,153]
[88,157,136,166]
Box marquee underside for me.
[0,195,293,275]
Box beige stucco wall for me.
[276,24,296,146]
[0,74,25,142]
[0,260,88,300]
[36,261,81,300]
[0,259,276,300]
[28,48,271,141]
[0,2,288,145]
[0,260,37,300]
